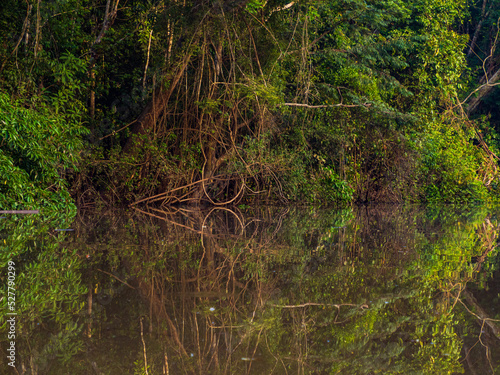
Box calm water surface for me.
[1,205,500,374]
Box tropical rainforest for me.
[2,0,500,210]
[3,3,500,373]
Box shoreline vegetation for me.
[2,0,500,211]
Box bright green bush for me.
[0,93,88,212]
[419,120,490,203]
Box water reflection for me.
[1,206,500,374]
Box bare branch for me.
[270,302,365,308]
[143,29,153,90]
[283,102,371,109]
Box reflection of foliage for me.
[262,210,467,374]
[0,212,86,372]
[34,321,84,370]
[420,205,499,284]
[2,206,500,373]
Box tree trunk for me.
[88,0,119,128]
[467,67,500,114]
[467,0,490,57]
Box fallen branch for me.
[270,302,368,309]
[282,102,371,109]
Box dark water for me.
[1,205,500,374]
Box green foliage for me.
[419,120,490,203]
[270,0,495,204]
[46,52,88,123]
[0,92,87,211]
[1,0,498,206]
[245,0,267,14]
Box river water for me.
[1,205,500,374]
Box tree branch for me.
[282,102,371,109]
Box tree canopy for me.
[1,0,500,208]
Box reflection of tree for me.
[54,206,357,373]
[422,208,500,375]
[451,232,500,375]
[5,206,500,373]
[131,206,296,373]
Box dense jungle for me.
[4,2,500,374]
[2,0,500,210]
[1,206,500,374]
